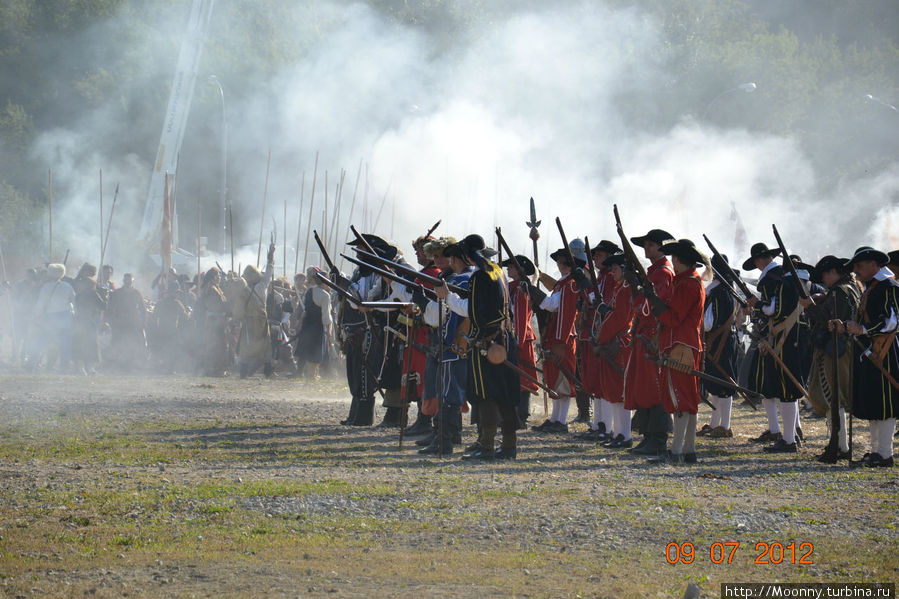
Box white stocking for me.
[718,396,733,430]
[764,398,780,434]
[780,401,797,444]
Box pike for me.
[48,168,53,263]
[99,168,104,268]
[772,223,815,304]
[352,248,469,298]
[337,160,364,273]
[294,171,305,275]
[228,202,234,273]
[525,197,541,268]
[256,148,272,268]
[100,183,119,271]
[703,234,760,303]
[302,152,319,272]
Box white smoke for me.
[23,0,899,281]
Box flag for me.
[161,173,173,272]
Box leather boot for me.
[404,411,433,436]
[377,407,402,428]
[575,390,591,423]
[351,397,375,426]
[341,397,360,425]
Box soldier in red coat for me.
[624,229,676,457]
[646,239,708,464]
[594,252,634,448]
[502,255,544,429]
[575,239,621,441]
[534,242,590,433]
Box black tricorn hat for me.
[812,255,848,283]
[347,233,389,251]
[549,248,587,268]
[500,255,536,277]
[591,239,621,255]
[660,238,707,268]
[844,246,889,267]
[742,242,782,271]
[630,229,675,248]
[888,250,899,267]
[602,252,626,268]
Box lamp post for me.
[209,75,228,254]
[703,82,757,119]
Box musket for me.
[555,217,578,272]
[846,331,899,393]
[703,351,759,409]
[646,353,762,403]
[352,248,469,297]
[496,226,503,265]
[526,197,541,269]
[341,254,439,301]
[772,224,814,304]
[62,249,70,267]
[360,301,417,310]
[425,220,441,238]
[756,339,813,402]
[819,327,843,464]
[612,204,656,298]
[703,234,759,303]
[583,235,602,302]
[314,271,361,307]
[503,357,559,399]
[495,227,524,275]
[228,203,235,273]
[539,348,584,393]
[313,230,338,274]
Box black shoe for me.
[864,453,894,468]
[763,439,797,453]
[629,440,664,456]
[530,420,551,431]
[403,422,433,437]
[418,441,452,455]
[461,449,495,461]
[574,428,602,440]
[495,447,517,460]
[376,407,402,428]
[751,429,782,443]
[416,432,436,446]
[341,397,360,425]
[464,441,482,453]
[549,421,569,434]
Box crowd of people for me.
[1,224,896,468]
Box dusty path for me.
[0,374,896,598]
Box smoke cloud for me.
[22,0,899,280]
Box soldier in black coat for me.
[832,247,898,467]
[743,243,803,453]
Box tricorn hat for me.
[887,249,899,267]
[742,242,782,271]
[844,246,889,268]
[630,229,675,248]
[500,255,536,277]
[347,233,389,252]
[591,239,621,256]
[602,252,626,268]
[660,238,707,268]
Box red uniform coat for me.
[543,274,579,395]
[510,278,538,393]
[623,257,674,410]
[596,281,633,403]
[579,268,617,397]
[656,269,705,414]
[403,264,441,401]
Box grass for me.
[0,378,897,598]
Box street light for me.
[703,82,757,119]
[208,75,228,254]
[865,93,898,113]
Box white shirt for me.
[34,280,75,316]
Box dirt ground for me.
[0,372,896,598]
